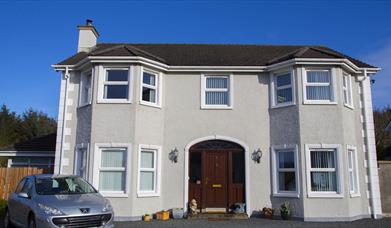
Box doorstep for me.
[187,213,248,220]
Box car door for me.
[16,177,34,227]
[8,178,26,225]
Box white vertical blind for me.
[310,150,337,192]
[205,77,229,105]
[139,150,157,192]
[306,70,332,101]
[348,149,358,194]
[99,149,126,192]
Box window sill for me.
[137,192,160,198]
[97,99,132,104]
[344,104,354,110]
[273,192,300,198]
[100,192,128,198]
[350,193,360,198]
[271,102,296,109]
[77,103,91,109]
[201,105,233,110]
[140,100,162,109]
[307,192,344,198]
[303,100,337,105]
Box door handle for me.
[205,177,209,185]
[212,184,222,188]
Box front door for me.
[203,151,228,209]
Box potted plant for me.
[143,213,152,222]
[261,207,274,219]
[156,210,170,221]
[280,202,291,220]
[172,208,184,219]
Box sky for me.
[0,0,390,118]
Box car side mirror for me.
[18,192,30,199]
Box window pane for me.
[205,91,229,105]
[99,171,125,191]
[348,151,353,169]
[276,88,293,103]
[278,172,296,191]
[143,72,156,86]
[104,85,128,99]
[306,86,331,100]
[190,152,202,183]
[307,71,330,83]
[311,171,337,191]
[310,150,335,168]
[206,77,228,89]
[141,151,154,169]
[106,70,128,81]
[232,153,245,183]
[276,74,291,87]
[140,171,154,191]
[101,150,125,168]
[278,151,294,169]
[12,157,29,163]
[349,171,354,192]
[142,87,156,103]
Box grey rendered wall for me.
[296,66,370,221]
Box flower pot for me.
[261,208,274,219]
[143,215,152,222]
[172,208,184,219]
[281,212,291,220]
[156,211,170,221]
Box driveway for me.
[115,217,391,228]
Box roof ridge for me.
[125,45,167,63]
[266,47,307,65]
[98,42,310,47]
[90,44,135,56]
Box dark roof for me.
[0,133,56,152]
[56,43,375,68]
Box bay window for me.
[272,71,294,107]
[137,145,161,197]
[140,68,161,107]
[98,67,132,103]
[347,146,360,196]
[79,71,92,107]
[272,145,299,197]
[303,69,335,104]
[343,73,354,108]
[305,144,343,197]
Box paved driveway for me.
[115,217,391,228]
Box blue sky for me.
[0,0,390,118]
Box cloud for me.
[362,40,391,109]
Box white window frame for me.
[78,69,93,107]
[137,144,161,197]
[305,144,344,198]
[342,73,354,109]
[270,69,295,108]
[347,145,360,197]
[200,74,234,109]
[302,68,337,105]
[97,66,133,104]
[271,145,300,198]
[74,143,89,180]
[140,66,162,108]
[93,143,131,198]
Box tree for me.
[0,104,57,148]
[373,106,391,160]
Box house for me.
[0,133,55,171]
[52,20,382,221]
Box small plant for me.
[280,202,291,220]
[262,207,274,219]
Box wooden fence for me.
[0,167,52,200]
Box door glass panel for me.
[232,153,244,183]
[189,152,201,184]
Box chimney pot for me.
[86,19,93,26]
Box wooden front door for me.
[203,151,228,208]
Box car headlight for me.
[102,200,113,212]
[38,203,64,216]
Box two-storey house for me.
[52,20,382,221]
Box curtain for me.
[99,171,125,191]
[206,77,228,88]
[206,92,229,105]
[310,150,337,192]
[306,71,331,100]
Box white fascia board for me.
[0,151,55,157]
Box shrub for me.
[0,199,7,216]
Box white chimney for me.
[77,19,99,53]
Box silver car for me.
[4,174,114,228]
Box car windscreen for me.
[35,177,97,195]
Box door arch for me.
[183,135,250,215]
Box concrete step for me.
[187,213,248,220]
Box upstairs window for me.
[201,74,233,109]
[342,73,354,108]
[79,71,92,107]
[272,71,294,107]
[98,67,132,103]
[140,68,161,107]
[303,69,335,104]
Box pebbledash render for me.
[52,21,382,221]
